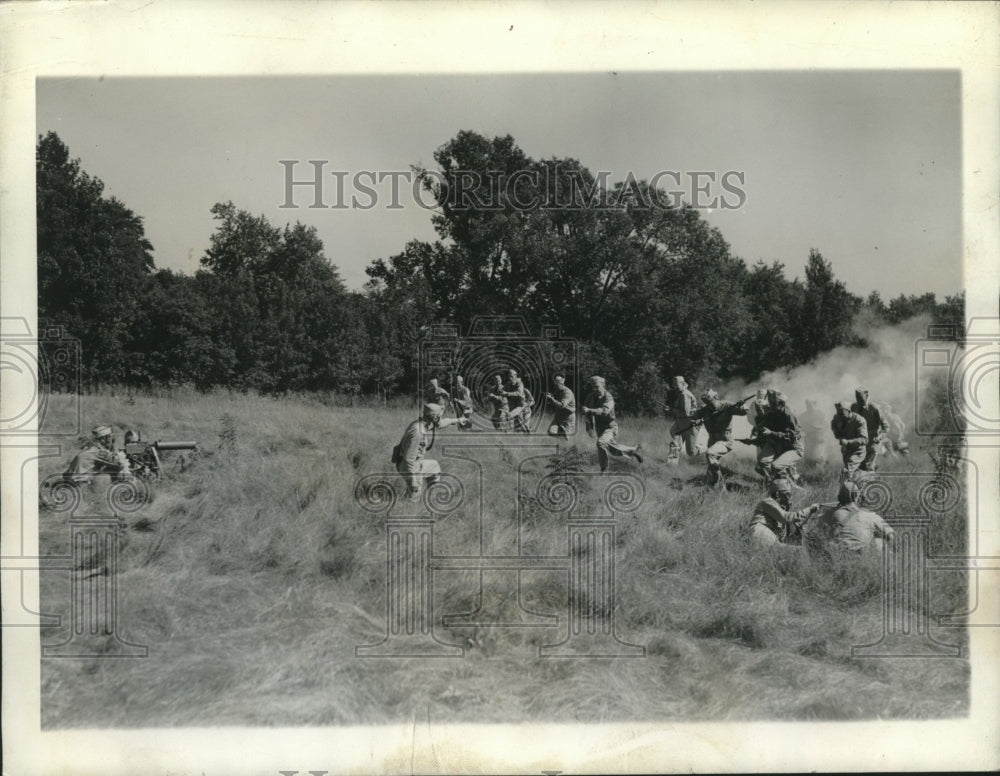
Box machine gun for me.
[122,439,198,479]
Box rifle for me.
[674,393,756,436]
[123,440,198,479]
[736,436,766,447]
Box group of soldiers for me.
[395,372,910,556]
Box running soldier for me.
[545,375,576,438]
[748,477,821,548]
[851,386,889,472]
[753,389,803,484]
[581,376,643,472]
[746,387,768,438]
[486,374,509,431]
[394,403,469,500]
[691,389,750,488]
[424,378,451,407]
[667,375,701,464]
[453,375,474,429]
[830,401,869,482]
[504,369,532,434]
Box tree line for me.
[37,130,964,411]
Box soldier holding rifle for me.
[683,389,753,487]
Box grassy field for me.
[38,390,969,727]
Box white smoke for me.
[720,314,930,454]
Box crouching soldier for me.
[394,403,468,500]
[815,481,895,554]
[64,424,132,483]
[748,477,821,548]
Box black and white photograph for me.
[2,2,998,774]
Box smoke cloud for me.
[719,314,930,457]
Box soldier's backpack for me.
[391,444,402,465]
[523,387,535,408]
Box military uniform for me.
[693,396,747,486]
[816,503,895,553]
[754,399,803,481]
[667,383,701,463]
[64,426,131,482]
[547,385,577,438]
[395,418,442,497]
[487,381,509,431]
[831,408,869,481]
[749,497,816,547]
[851,390,889,472]
[583,387,642,471]
[505,375,532,433]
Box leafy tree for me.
[37,132,154,385]
[796,249,861,362]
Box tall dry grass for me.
[37,390,969,727]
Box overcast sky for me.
[37,72,961,298]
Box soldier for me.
[64,424,132,483]
[545,375,576,438]
[830,401,869,483]
[581,376,643,472]
[394,403,468,500]
[801,399,829,464]
[754,389,803,484]
[748,477,821,548]
[486,374,509,431]
[745,387,768,438]
[425,377,451,407]
[453,375,474,429]
[691,389,750,487]
[851,386,889,472]
[504,369,531,434]
[881,403,910,456]
[814,481,895,554]
[667,375,701,464]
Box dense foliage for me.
[37,131,965,408]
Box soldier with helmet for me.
[748,477,821,548]
[814,480,895,554]
[581,376,643,472]
[690,389,750,487]
[830,400,869,482]
[64,424,132,483]
[851,386,889,472]
[394,403,469,500]
[754,388,804,485]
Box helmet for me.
[770,478,792,496]
[701,389,719,404]
[422,403,443,420]
[92,425,113,439]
